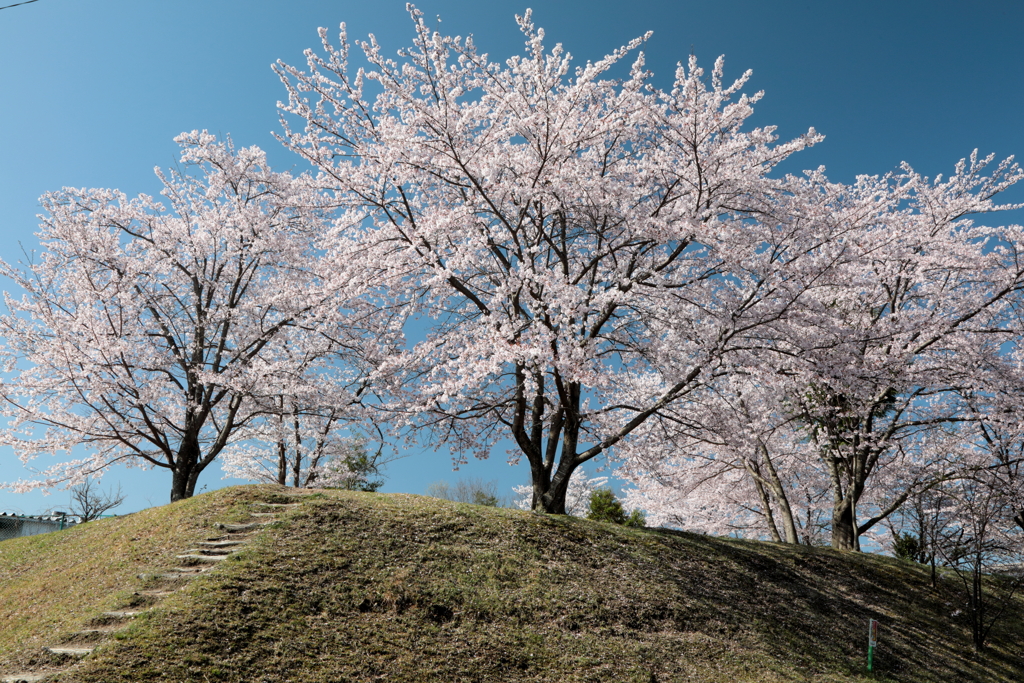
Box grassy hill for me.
[1,485,1022,682]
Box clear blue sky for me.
[1,0,1022,514]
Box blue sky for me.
[1,0,1022,514]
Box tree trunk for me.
[276,438,288,486]
[276,399,288,486]
[761,496,783,543]
[518,371,580,515]
[170,466,193,502]
[749,472,782,543]
[757,445,800,544]
[185,466,202,498]
[824,446,866,551]
[777,495,800,544]
[538,489,568,514]
[744,446,800,544]
[292,410,303,488]
[972,562,984,651]
[530,458,573,514]
[831,497,860,551]
[170,431,201,502]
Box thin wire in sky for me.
[0,0,40,10]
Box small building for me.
[0,512,78,542]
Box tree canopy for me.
[2,5,1023,560]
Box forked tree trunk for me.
[169,432,203,502]
[760,458,800,544]
[745,448,800,544]
[531,458,573,514]
[752,477,783,543]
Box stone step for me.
[253,502,301,508]
[176,554,226,563]
[161,562,213,571]
[122,590,162,608]
[61,627,116,644]
[101,610,142,619]
[44,646,93,657]
[139,571,202,581]
[138,562,209,578]
[197,539,246,548]
[72,627,119,636]
[2,673,51,683]
[87,610,142,628]
[214,522,271,532]
[180,547,233,556]
[248,512,278,517]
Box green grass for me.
[0,485,263,672]
[2,486,1022,682]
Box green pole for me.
[867,643,874,672]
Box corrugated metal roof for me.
[0,511,80,523]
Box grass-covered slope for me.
[0,486,261,673]
[3,487,1023,682]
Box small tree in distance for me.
[893,533,927,563]
[427,478,503,507]
[587,488,646,528]
[222,419,389,492]
[68,478,125,522]
[931,473,1024,651]
[332,440,386,492]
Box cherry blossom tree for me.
[783,156,1024,550]
[218,323,389,490]
[275,6,841,513]
[929,470,1024,651]
[220,408,365,488]
[621,156,1024,549]
[618,373,829,543]
[970,355,1024,537]
[882,406,1024,645]
[0,132,357,501]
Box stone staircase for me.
[1,499,302,683]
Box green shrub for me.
[893,532,923,562]
[587,488,645,527]
[625,509,646,528]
